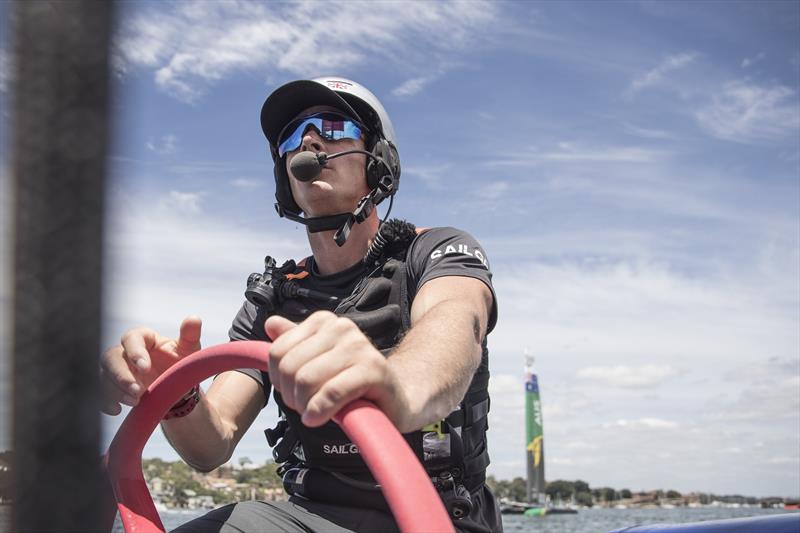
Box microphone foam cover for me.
[289,151,322,182]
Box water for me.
[502,507,791,532]
[129,506,791,532]
[1,504,792,532]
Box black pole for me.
[11,1,113,531]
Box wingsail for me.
[525,352,545,505]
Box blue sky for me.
[1,1,798,498]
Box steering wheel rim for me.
[103,340,454,533]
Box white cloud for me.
[117,12,178,68]
[392,76,435,98]
[565,441,597,450]
[610,417,679,429]
[476,181,510,200]
[741,52,765,69]
[115,1,498,103]
[404,163,452,190]
[490,258,798,369]
[479,136,799,229]
[707,375,800,424]
[578,364,679,388]
[487,141,666,166]
[231,178,263,189]
[621,122,677,140]
[629,52,697,94]
[155,55,204,102]
[695,80,800,143]
[146,134,178,155]
[484,243,798,493]
[160,190,203,214]
[103,189,307,338]
[767,457,800,465]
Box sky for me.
[1,0,798,498]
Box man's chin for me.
[304,199,357,218]
[308,180,334,192]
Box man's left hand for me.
[265,311,405,428]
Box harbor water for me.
[0,504,793,532]
[70,506,800,532]
[501,507,793,532]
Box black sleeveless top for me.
[228,225,497,493]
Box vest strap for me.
[272,425,299,463]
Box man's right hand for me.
[100,316,202,415]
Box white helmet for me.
[261,77,401,218]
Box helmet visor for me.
[277,112,364,157]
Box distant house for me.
[187,495,215,509]
[263,487,285,501]
[149,477,165,494]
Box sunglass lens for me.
[277,113,362,156]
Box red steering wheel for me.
[103,340,454,533]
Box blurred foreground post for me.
[12,1,113,531]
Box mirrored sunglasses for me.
[277,112,364,157]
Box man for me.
[100,77,501,532]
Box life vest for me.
[265,222,491,502]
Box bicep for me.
[410,276,494,343]
[205,370,264,444]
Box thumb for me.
[176,316,202,356]
[265,315,297,341]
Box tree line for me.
[486,476,629,506]
[0,452,793,507]
[141,456,283,506]
[483,476,766,507]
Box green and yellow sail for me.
[525,352,545,504]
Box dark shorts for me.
[171,486,502,533]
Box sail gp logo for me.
[323,443,360,455]
[430,244,488,268]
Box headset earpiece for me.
[366,139,400,190]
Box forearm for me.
[160,371,262,472]
[160,390,238,472]
[387,299,483,432]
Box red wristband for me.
[163,385,200,420]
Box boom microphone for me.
[280,148,398,246]
[289,149,388,183]
[289,151,326,182]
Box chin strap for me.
[274,174,395,246]
[274,203,351,233]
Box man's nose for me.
[301,129,324,153]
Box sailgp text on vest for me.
[323,443,360,455]
[430,243,488,267]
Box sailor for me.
[100,77,501,532]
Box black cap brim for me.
[260,80,363,151]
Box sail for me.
[525,353,545,504]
